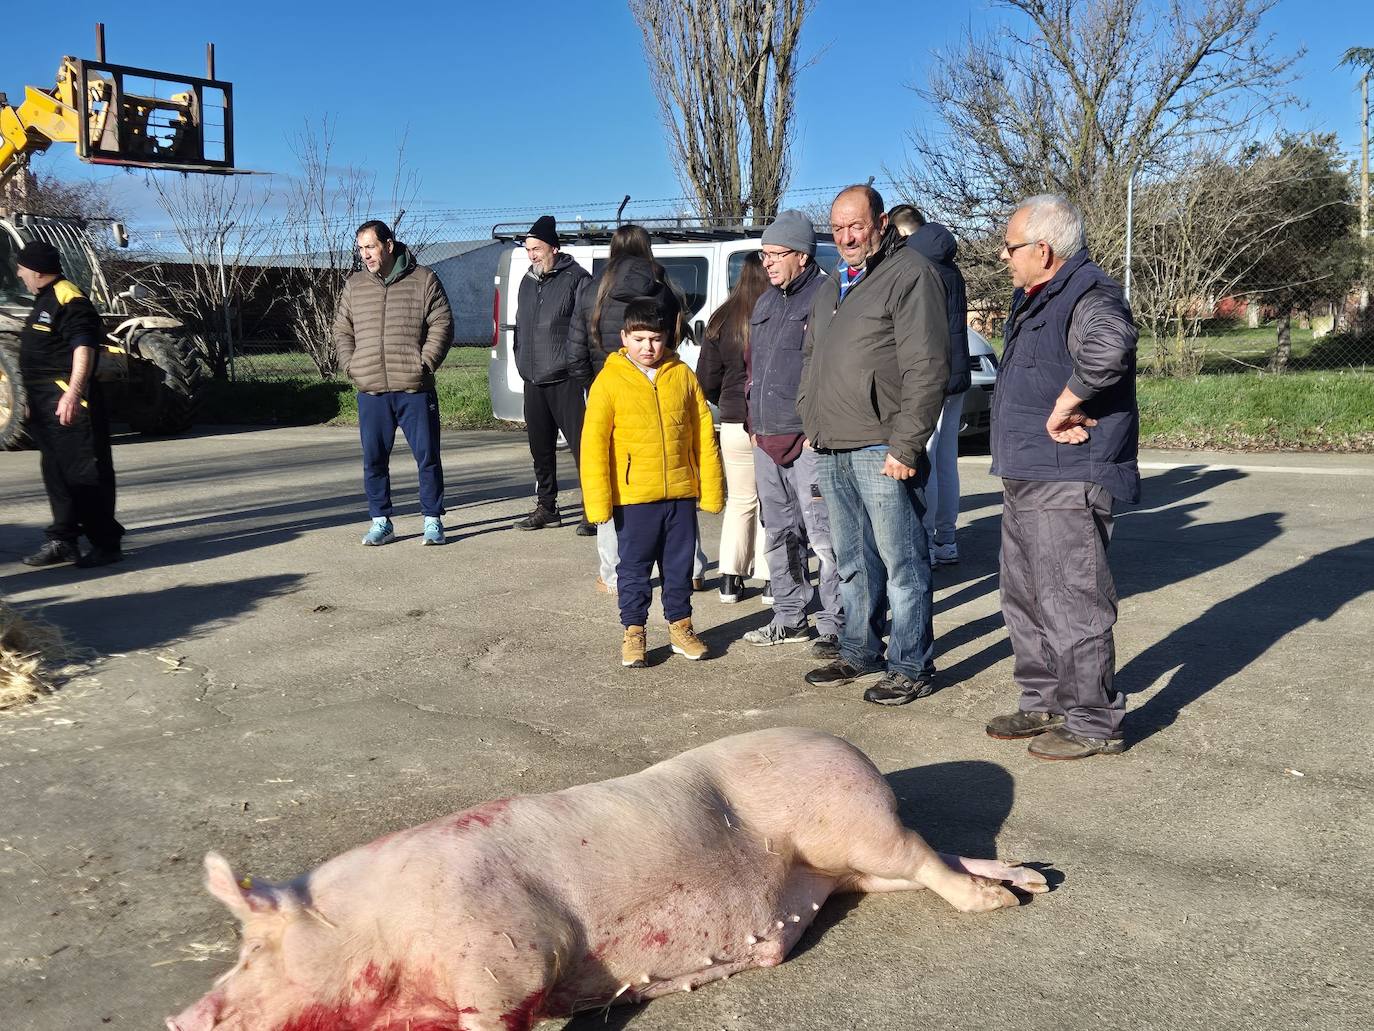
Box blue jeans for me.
[818,448,935,680]
[358,389,445,518]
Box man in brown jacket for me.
[335,220,454,546]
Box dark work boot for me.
[513,505,561,530]
[75,544,123,568]
[804,659,883,687]
[1028,726,1125,760]
[985,710,1066,740]
[22,540,79,567]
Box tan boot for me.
[669,618,708,661]
[621,625,647,668]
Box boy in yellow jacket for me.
[581,299,725,667]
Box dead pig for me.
[167,726,1047,1030]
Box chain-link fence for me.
[113,178,1373,385]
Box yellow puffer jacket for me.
[580,350,725,524]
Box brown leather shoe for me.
[985,710,1066,740]
[1028,726,1125,760]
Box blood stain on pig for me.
[499,987,547,1030]
[642,930,670,947]
[449,798,512,833]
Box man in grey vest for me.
[985,194,1139,760]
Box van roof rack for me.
[491,217,830,245]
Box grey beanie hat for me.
[762,209,816,256]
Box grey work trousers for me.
[754,444,843,637]
[999,478,1124,738]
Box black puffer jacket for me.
[696,317,748,423]
[906,222,971,396]
[567,257,684,383]
[513,252,590,386]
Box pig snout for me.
[166,988,222,1031]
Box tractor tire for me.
[0,338,30,451]
[122,330,209,436]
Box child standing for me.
[581,299,725,667]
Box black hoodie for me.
[566,256,684,385]
[906,222,971,395]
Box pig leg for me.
[940,853,1048,894]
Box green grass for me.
[205,346,508,431]
[209,345,1374,451]
[1138,371,1374,451]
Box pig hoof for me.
[965,876,1020,912]
[1005,865,1049,894]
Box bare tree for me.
[629,0,812,223]
[895,0,1301,371]
[281,117,428,378]
[143,173,276,379]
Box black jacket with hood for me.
[905,222,971,396]
[566,256,684,384]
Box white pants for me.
[924,392,965,544]
[716,423,769,579]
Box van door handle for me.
[693,319,704,342]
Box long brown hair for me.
[590,224,654,350]
[704,251,768,355]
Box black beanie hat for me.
[17,240,62,276]
[526,215,558,248]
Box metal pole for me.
[216,224,233,381]
[1124,166,1136,303]
[95,23,106,63]
[1361,73,1369,314]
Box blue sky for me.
[10,0,1371,237]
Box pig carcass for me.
[167,727,1046,1030]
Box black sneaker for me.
[804,659,883,687]
[742,622,813,646]
[75,545,123,569]
[718,574,744,603]
[985,710,1065,740]
[513,506,561,530]
[863,671,936,706]
[575,518,597,537]
[21,540,79,567]
[811,633,840,660]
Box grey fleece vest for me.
[991,251,1140,504]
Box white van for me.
[487,223,994,436]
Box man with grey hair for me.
[741,209,843,656]
[985,193,1139,760]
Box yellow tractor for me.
[0,25,238,448]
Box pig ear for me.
[204,851,269,920]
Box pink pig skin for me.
[167,727,1046,1031]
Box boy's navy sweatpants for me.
[358,389,445,518]
[615,498,697,628]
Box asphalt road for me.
[1,427,1371,1031]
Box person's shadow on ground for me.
[1119,536,1374,745]
[934,465,1282,690]
[560,760,1031,1030]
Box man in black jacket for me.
[512,216,594,534]
[14,240,124,568]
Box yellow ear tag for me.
[239,876,253,890]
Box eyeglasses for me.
[759,248,797,264]
[1002,240,1040,256]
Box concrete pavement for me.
[1,426,1370,1030]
